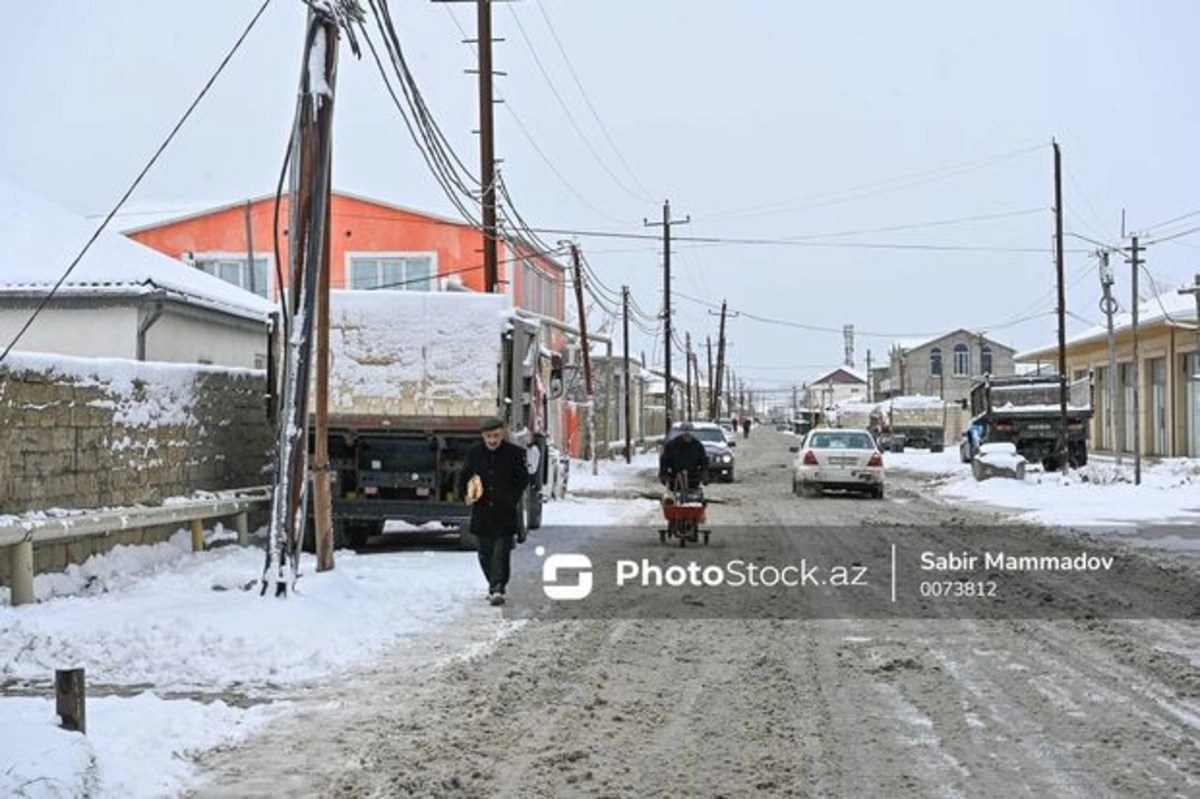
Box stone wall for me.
[0,353,272,515]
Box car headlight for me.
[722,453,732,463]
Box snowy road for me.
[189,431,1200,797]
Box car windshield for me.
[670,427,726,444]
[807,432,875,450]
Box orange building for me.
[125,190,575,451]
[124,190,566,325]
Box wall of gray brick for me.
[0,356,272,586]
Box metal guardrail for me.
[2,486,272,607]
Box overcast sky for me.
[4,1,1198,397]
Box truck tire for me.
[930,444,944,454]
[1069,442,1088,467]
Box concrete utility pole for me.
[1128,235,1142,485]
[865,350,873,402]
[622,285,631,463]
[1098,250,1121,464]
[645,200,689,432]
[570,245,597,475]
[1053,140,1069,471]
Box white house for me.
[0,181,274,368]
[803,365,868,409]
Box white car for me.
[790,427,885,498]
[719,424,737,447]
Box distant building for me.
[1017,289,1200,457]
[888,330,1016,403]
[0,181,272,369]
[802,366,868,409]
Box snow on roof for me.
[1015,288,1198,361]
[0,181,275,321]
[809,365,867,384]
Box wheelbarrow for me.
[659,474,709,547]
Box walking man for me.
[459,416,530,606]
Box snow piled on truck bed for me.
[326,291,510,418]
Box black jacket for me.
[458,440,530,536]
[659,435,709,487]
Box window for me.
[520,259,558,315]
[929,347,942,377]
[195,257,269,297]
[349,255,433,291]
[953,343,970,376]
[981,345,993,375]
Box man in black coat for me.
[659,425,709,489]
[458,416,530,606]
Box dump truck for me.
[877,396,949,452]
[965,373,1092,470]
[309,291,559,548]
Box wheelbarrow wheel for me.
[678,534,686,548]
[703,532,710,545]
[659,530,666,543]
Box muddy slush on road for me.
[190,430,1199,798]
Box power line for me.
[691,142,1048,223]
[505,3,653,205]
[0,0,276,366]
[533,0,656,202]
[1138,208,1200,235]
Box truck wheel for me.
[459,529,479,551]
[930,444,944,453]
[1070,443,1088,467]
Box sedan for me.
[790,428,884,498]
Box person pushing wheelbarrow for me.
[658,423,710,546]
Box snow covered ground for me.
[0,457,656,799]
[887,448,1200,540]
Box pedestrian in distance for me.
[458,416,530,606]
[742,417,751,439]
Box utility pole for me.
[684,331,693,420]
[622,285,631,464]
[1128,235,1142,485]
[570,244,597,474]
[1053,140,1069,472]
[705,336,714,420]
[265,5,342,595]
[1179,272,1200,382]
[1098,250,1120,464]
[865,350,873,402]
[711,301,731,421]
[477,0,499,292]
[645,200,689,432]
[244,201,257,296]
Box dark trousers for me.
[476,534,514,593]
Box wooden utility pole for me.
[644,201,689,432]
[244,201,257,296]
[477,0,498,291]
[712,301,729,421]
[313,180,334,572]
[1129,235,1142,484]
[705,336,714,419]
[570,245,597,474]
[865,350,873,402]
[622,285,631,463]
[1053,140,1069,471]
[265,6,341,595]
[684,331,693,420]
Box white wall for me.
[146,311,267,369]
[0,306,138,359]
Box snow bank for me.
[0,694,279,799]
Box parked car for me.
[789,427,884,498]
[667,421,736,482]
[719,423,738,447]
